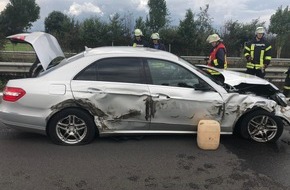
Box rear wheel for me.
[48,108,96,145]
[240,110,283,143]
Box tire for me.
[48,108,96,145]
[240,110,284,143]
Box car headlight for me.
[275,92,288,107]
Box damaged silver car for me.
[0,32,289,145]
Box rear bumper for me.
[0,109,47,135]
[0,119,46,135]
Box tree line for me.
[0,0,290,58]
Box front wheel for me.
[240,110,284,143]
[48,108,96,145]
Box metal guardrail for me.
[0,62,32,73]
[181,56,290,67]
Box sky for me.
[0,0,289,31]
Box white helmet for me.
[255,27,266,35]
[134,29,143,36]
[206,34,221,43]
[151,33,160,40]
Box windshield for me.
[178,58,225,86]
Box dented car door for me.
[146,59,224,131]
[71,57,151,132]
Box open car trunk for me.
[7,32,65,71]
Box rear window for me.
[39,52,84,76]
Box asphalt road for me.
[0,124,290,190]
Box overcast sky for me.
[0,0,289,31]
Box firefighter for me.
[131,29,149,47]
[150,33,166,51]
[283,67,290,97]
[206,34,228,69]
[244,27,272,78]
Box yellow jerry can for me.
[197,120,221,150]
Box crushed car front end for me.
[196,65,290,130]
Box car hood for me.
[220,69,275,86]
[196,65,279,90]
[7,32,65,70]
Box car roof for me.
[83,46,179,61]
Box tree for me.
[79,17,108,48]
[107,13,131,46]
[195,5,214,55]
[177,9,197,55]
[146,0,169,32]
[44,11,77,51]
[45,11,72,35]
[64,19,82,53]
[159,26,178,53]
[121,12,135,43]
[0,0,40,35]
[269,6,290,58]
[0,33,5,50]
[221,20,244,57]
[176,5,214,56]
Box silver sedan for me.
[0,32,289,145]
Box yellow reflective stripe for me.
[244,46,250,51]
[244,53,250,56]
[259,50,264,67]
[246,63,254,68]
[208,70,221,75]
[250,44,255,58]
[247,62,262,69]
[207,68,221,75]
[284,86,290,90]
[213,59,218,66]
[265,45,272,51]
[265,56,271,60]
[224,56,228,69]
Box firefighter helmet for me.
[151,33,160,40]
[134,29,143,36]
[206,34,221,43]
[255,27,266,35]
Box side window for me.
[97,58,143,83]
[74,63,97,81]
[74,58,144,84]
[147,59,203,88]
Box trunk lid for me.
[7,32,65,70]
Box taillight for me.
[12,35,26,41]
[3,87,26,102]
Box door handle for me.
[87,88,105,94]
[151,94,159,98]
[151,94,170,99]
